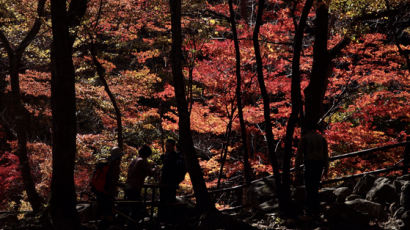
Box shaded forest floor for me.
[1,174,409,230]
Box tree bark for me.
[90,46,123,150]
[217,108,236,188]
[304,1,330,128]
[169,0,214,212]
[252,0,283,201]
[49,0,86,229]
[0,0,46,213]
[282,0,314,212]
[228,0,252,186]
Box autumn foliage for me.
[0,0,408,211]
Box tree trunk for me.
[217,108,235,188]
[49,0,85,229]
[228,0,252,186]
[282,0,314,213]
[0,0,46,213]
[252,0,283,201]
[90,46,123,150]
[9,55,43,212]
[304,2,330,128]
[169,0,214,212]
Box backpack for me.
[90,162,110,193]
[175,153,187,184]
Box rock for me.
[390,202,400,215]
[394,207,406,219]
[258,199,277,212]
[366,177,398,204]
[400,182,410,209]
[326,203,370,230]
[247,177,276,204]
[319,187,336,203]
[401,211,410,227]
[346,194,361,201]
[345,198,383,218]
[353,174,376,197]
[76,203,92,223]
[333,187,352,203]
[396,174,410,182]
[383,218,406,230]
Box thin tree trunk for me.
[217,108,236,188]
[9,55,43,212]
[90,46,123,150]
[49,0,86,229]
[252,0,283,200]
[0,0,46,213]
[228,0,252,186]
[282,0,314,212]
[169,0,214,212]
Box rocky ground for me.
[1,174,409,229]
[237,174,410,230]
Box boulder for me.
[346,194,361,201]
[258,199,277,212]
[400,182,410,209]
[401,211,410,226]
[333,187,352,203]
[394,207,406,219]
[345,198,383,218]
[326,203,370,229]
[383,218,406,230]
[319,187,336,203]
[76,203,92,223]
[247,177,276,204]
[353,174,376,196]
[390,202,400,215]
[396,174,410,182]
[366,177,398,204]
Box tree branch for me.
[329,36,351,59]
[0,30,14,56]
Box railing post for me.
[403,138,409,175]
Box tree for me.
[252,0,284,209]
[228,0,252,185]
[0,0,46,213]
[169,0,214,212]
[49,0,86,229]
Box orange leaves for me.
[132,49,161,64]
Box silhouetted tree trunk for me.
[169,0,214,212]
[252,0,284,205]
[90,46,123,150]
[228,0,252,186]
[0,0,46,213]
[49,0,86,229]
[304,1,329,127]
[217,106,236,188]
[282,0,314,212]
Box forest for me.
[0,0,409,229]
